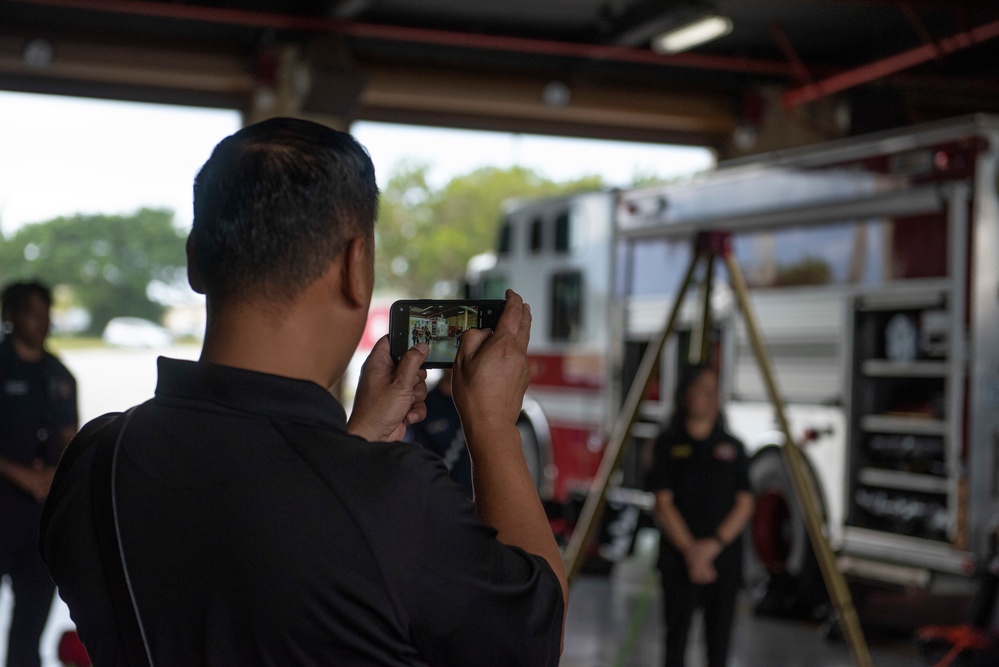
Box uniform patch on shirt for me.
[670,444,693,459]
[712,441,738,462]
[3,380,29,396]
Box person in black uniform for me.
[0,281,77,667]
[646,364,754,667]
[40,118,566,666]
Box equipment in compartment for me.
[849,293,956,546]
[882,309,949,362]
[919,309,949,359]
[885,313,918,362]
[853,486,949,542]
[865,434,946,476]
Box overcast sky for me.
[0,90,715,235]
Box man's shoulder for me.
[52,412,124,474]
[78,411,127,440]
[282,422,451,502]
[292,423,444,478]
[40,413,124,561]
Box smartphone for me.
[389,299,505,368]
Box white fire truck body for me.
[474,115,999,596]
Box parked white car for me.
[102,317,173,349]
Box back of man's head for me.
[190,117,379,302]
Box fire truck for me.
[467,114,999,611]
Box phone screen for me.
[389,299,505,368]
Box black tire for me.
[745,446,829,619]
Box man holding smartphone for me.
[40,118,566,666]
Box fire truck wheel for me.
[745,446,829,619]
[517,419,543,494]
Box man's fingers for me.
[497,289,524,337]
[412,374,428,403]
[396,342,430,378]
[406,401,427,425]
[455,290,532,368]
[371,335,391,353]
[515,301,532,351]
[455,327,490,362]
[368,334,391,362]
[497,290,531,353]
[361,335,394,373]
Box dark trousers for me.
[1,522,55,667]
[660,565,740,667]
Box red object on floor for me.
[58,630,91,667]
[916,624,993,667]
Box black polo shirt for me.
[41,358,563,667]
[646,421,750,574]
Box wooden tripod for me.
[561,230,873,667]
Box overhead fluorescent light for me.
[651,15,733,54]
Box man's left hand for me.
[347,336,429,442]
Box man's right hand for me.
[451,289,532,440]
[448,289,567,635]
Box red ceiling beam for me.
[898,1,943,59]
[769,22,813,86]
[782,15,999,108]
[9,0,795,77]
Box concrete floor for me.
[561,536,924,667]
[0,565,936,667]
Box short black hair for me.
[1,281,52,320]
[190,117,379,301]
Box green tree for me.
[775,256,833,286]
[630,166,711,189]
[375,163,603,297]
[0,208,187,334]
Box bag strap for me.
[92,407,153,667]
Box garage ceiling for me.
[3,0,999,153]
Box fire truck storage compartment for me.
[848,288,960,546]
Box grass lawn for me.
[47,336,201,353]
[47,336,106,352]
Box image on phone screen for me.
[389,300,504,368]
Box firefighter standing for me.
[647,364,754,667]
